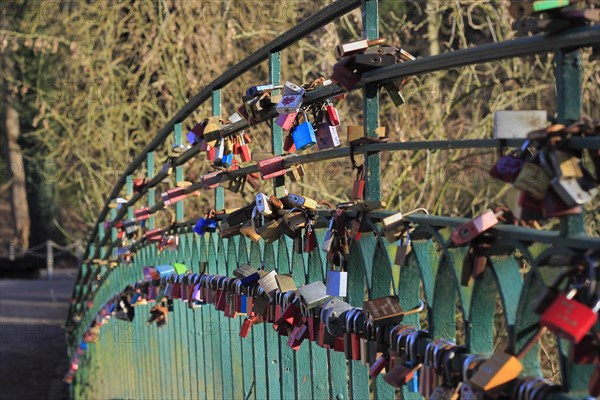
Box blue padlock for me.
[221,153,233,168]
[291,111,317,151]
[193,217,217,235]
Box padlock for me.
[551,176,595,207]
[335,37,387,59]
[246,83,282,98]
[276,94,304,114]
[257,270,278,297]
[161,187,187,206]
[539,290,599,343]
[303,222,318,253]
[257,156,287,180]
[254,217,282,243]
[346,125,363,143]
[489,141,531,183]
[297,281,331,309]
[513,162,550,200]
[469,327,547,392]
[255,193,272,216]
[227,112,243,124]
[352,167,365,200]
[316,121,341,150]
[325,99,340,126]
[283,133,296,152]
[451,209,500,246]
[279,211,308,239]
[326,255,347,297]
[233,264,261,286]
[201,170,223,189]
[282,81,305,96]
[134,207,151,221]
[383,81,406,107]
[238,135,252,162]
[288,193,318,209]
[331,56,361,91]
[226,204,255,226]
[354,53,397,71]
[320,297,352,337]
[286,165,305,182]
[291,112,317,151]
[363,296,405,326]
[276,112,298,131]
[275,274,297,293]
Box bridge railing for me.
[66,1,600,399]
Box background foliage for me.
[1,0,598,241]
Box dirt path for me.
[0,269,75,400]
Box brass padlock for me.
[275,274,297,293]
[513,162,550,200]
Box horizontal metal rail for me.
[85,25,600,260]
[363,25,600,84]
[90,136,600,262]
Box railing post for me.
[98,223,106,258]
[126,175,134,220]
[174,123,185,221]
[555,47,585,237]
[213,90,224,209]
[147,152,155,229]
[554,45,592,396]
[362,0,381,201]
[269,52,285,197]
[46,240,53,281]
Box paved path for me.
[0,269,76,400]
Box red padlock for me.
[325,99,340,126]
[135,207,151,222]
[352,167,365,200]
[239,315,258,338]
[369,352,390,378]
[257,156,287,180]
[540,291,598,343]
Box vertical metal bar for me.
[126,175,134,220]
[174,123,185,221]
[555,48,586,237]
[362,0,381,201]
[213,90,224,210]
[147,152,156,229]
[554,46,592,396]
[98,224,106,258]
[269,51,285,197]
[46,241,54,281]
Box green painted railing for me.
[66,1,600,399]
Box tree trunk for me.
[3,104,30,250]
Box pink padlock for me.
[276,112,298,131]
[451,210,500,246]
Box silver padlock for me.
[255,193,272,216]
[320,297,353,337]
[297,281,330,309]
[282,81,305,96]
[551,176,595,207]
[276,94,303,114]
[257,270,278,297]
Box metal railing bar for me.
[362,25,600,85]
[89,136,600,261]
